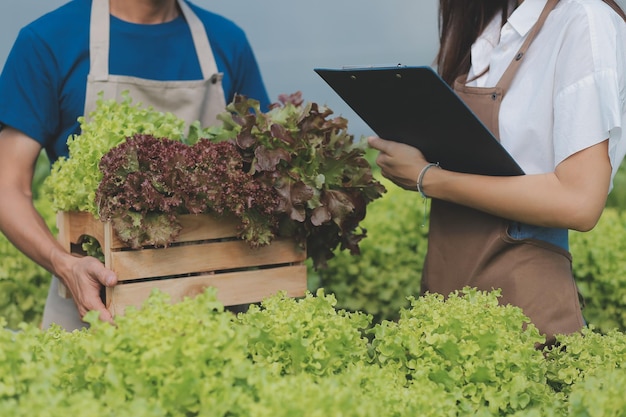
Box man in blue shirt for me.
[0,0,270,330]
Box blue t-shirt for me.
[0,0,270,162]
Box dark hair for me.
[436,0,626,85]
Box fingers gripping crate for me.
[56,211,308,316]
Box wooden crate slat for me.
[59,212,242,249]
[110,237,306,281]
[56,211,71,251]
[106,264,307,316]
[107,213,241,249]
[174,214,240,243]
[57,211,106,249]
[55,212,73,298]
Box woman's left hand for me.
[367,136,429,191]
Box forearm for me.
[0,187,74,279]
[370,137,611,232]
[423,169,605,231]
[0,126,75,283]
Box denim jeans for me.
[507,221,569,251]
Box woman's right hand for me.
[367,136,431,191]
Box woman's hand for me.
[367,136,430,191]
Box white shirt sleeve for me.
[551,1,626,188]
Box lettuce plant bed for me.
[56,211,307,316]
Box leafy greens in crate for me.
[44,92,386,269]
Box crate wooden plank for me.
[58,211,242,250]
[56,211,72,251]
[56,211,106,250]
[106,264,308,316]
[55,212,74,299]
[107,213,241,249]
[110,237,306,281]
[173,214,240,243]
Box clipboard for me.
[314,66,524,176]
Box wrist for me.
[49,246,77,284]
[416,162,441,198]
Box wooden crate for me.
[56,211,308,316]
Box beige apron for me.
[422,0,584,345]
[42,0,227,331]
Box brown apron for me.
[422,0,584,344]
[42,0,227,331]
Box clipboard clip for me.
[340,64,408,80]
[340,63,406,70]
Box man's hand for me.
[61,255,118,324]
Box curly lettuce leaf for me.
[43,92,187,215]
[206,92,386,269]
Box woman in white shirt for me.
[368,0,626,346]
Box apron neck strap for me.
[497,0,559,93]
[89,0,218,81]
[177,0,218,78]
[90,0,109,81]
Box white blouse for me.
[467,0,626,190]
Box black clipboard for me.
[314,66,524,176]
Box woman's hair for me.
[436,0,626,86]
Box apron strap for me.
[89,0,218,81]
[90,0,110,81]
[177,0,219,79]
[497,0,560,93]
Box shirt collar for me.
[508,0,549,37]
